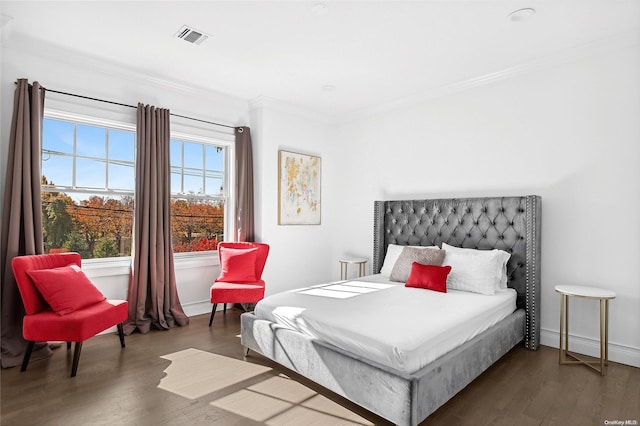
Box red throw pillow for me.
[27,265,106,315]
[405,262,452,293]
[217,247,259,283]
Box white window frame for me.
[42,109,235,273]
[43,109,137,194]
[169,130,234,257]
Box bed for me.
[240,195,541,425]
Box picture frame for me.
[278,150,321,225]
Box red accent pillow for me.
[405,262,452,293]
[217,247,259,283]
[27,265,106,315]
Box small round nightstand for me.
[339,258,367,280]
[554,284,616,375]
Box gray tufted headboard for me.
[373,195,541,350]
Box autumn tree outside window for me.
[41,114,228,259]
[169,136,226,253]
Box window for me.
[170,136,227,253]
[42,116,135,259]
[41,113,230,259]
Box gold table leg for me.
[605,299,609,366]
[565,294,569,356]
[559,293,565,363]
[558,292,609,375]
[600,299,605,374]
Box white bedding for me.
[254,274,517,374]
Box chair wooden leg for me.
[117,323,126,348]
[70,342,83,378]
[66,342,71,350]
[209,304,218,326]
[21,341,35,372]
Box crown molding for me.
[249,95,336,126]
[2,34,248,106]
[4,27,638,128]
[339,28,640,125]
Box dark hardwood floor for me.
[1,309,638,426]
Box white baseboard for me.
[98,301,213,336]
[540,328,640,368]
[182,300,213,318]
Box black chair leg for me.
[117,323,126,348]
[66,342,71,350]
[209,303,218,326]
[70,342,82,378]
[21,341,35,372]
[223,303,227,315]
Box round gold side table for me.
[555,284,616,375]
[339,258,367,280]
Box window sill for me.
[82,256,131,278]
[82,251,219,277]
[174,251,219,270]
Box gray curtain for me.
[235,127,255,242]
[1,79,52,367]
[124,103,188,334]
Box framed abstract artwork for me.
[278,150,321,225]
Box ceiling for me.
[1,1,639,121]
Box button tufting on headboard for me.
[373,195,541,350]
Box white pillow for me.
[442,243,511,288]
[379,244,438,277]
[497,252,511,289]
[380,244,404,277]
[441,243,511,294]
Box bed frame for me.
[241,195,541,425]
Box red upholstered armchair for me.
[209,242,269,327]
[11,253,128,377]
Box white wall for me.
[328,43,640,367]
[249,99,336,295]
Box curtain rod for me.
[17,82,238,130]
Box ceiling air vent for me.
[175,25,209,45]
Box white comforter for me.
[254,274,517,374]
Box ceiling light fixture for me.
[321,84,336,92]
[508,8,536,22]
[311,3,329,16]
